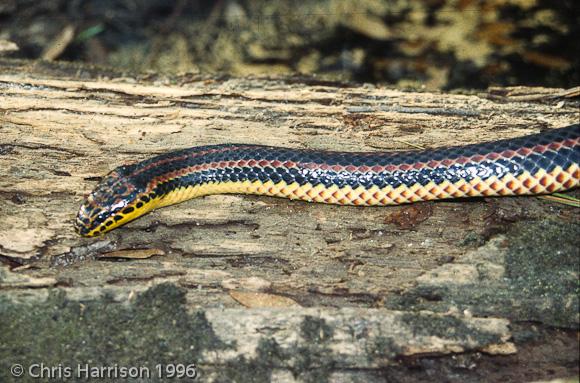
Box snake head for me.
[75,165,155,237]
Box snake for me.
[75,124,579,237]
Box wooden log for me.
[0,60,578,381]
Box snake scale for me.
[75,124,579,237]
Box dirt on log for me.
[0,60,578,382]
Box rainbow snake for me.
[75,124,579,237]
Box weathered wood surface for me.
[0,60,578,381]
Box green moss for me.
[388,220,580,328]
[365,336,400,360]
[501,220,580,327]
[399,313,502,345]
[300,315,334,343]
[0,283,229,382]
[291,316,335,383]
[214,317,336,383]
[217,338,285,383]
[459,230,486,247]
[0,289,352,382]
[505,220,579,296]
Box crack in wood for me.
[106,271,187,285]
[5,106,161,119]
[2,142,84,157]
[142,219,260,233]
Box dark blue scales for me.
[122,124,580,197]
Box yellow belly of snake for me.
[75,124,579,237]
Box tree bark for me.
[0,59,578,381]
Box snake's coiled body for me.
[76,124,580,236]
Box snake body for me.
[76,124,579,236]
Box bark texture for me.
[0,60,578,382]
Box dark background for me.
[1,0,578,89]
